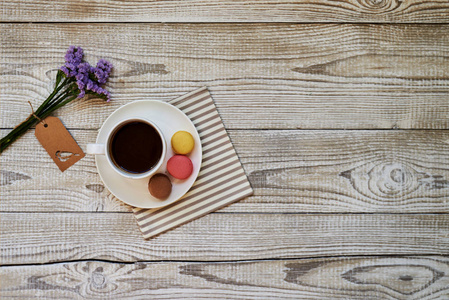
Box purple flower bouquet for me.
[0,46,113,153]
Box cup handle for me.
[86,144,106,155]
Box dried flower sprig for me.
[0,46,112,153]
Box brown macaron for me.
[148,173,172,200]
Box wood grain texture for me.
[2,23,449,130]
[1,256,448,299]
[1,212,448,264]
[2,129,448,213]
[2,0,449,298]
[1,0,449,23]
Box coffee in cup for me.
[110,121,163,174]
[87,117,166,179]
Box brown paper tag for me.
[35,116,85,172]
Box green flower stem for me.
[46,95,78,114]
[0,74,78,154]
[34,77,69,116]
[40,84,76,116]
[0,117,38,153]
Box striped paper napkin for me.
[133,87,253,239]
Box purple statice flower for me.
[60,46,113,102]
[75,61,112,102]
[91,84,111,102]
[94,59,113,85]
[60,46,84,77]
[74,62,92,98]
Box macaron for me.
[148,173,172,200]
[171,131,195,155]
[167,155,193,180]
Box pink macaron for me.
[167,155,193,180]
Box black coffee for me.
[110,121,163,174]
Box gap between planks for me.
[1,212,449,215]
[3,21,447,25]
[2,254,448,267]
[3,128,449,131]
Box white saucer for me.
[94,100,202,208]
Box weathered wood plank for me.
[2,23,449,130]
[1,129,448,213]
[1,0,449,23]
[1,213,448,264]
[1,256,448,299]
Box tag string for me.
[28,101,47,126]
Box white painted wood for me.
[1,213,448,264]
[2,4,449,298]
[1,0,449,23]
[2,129,448,213]
[2,257,448,299]
[1,24,449,130]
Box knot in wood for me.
[356,0,401,13]
[340,161,429,200]
[341,264,444,295]
[90,268,106,289]
[368,163,416,198]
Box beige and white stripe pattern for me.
[133,87,253,239]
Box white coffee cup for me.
[86,117,166,179]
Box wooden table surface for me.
[1,1,449,299]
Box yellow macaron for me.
[171,131,195,155]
